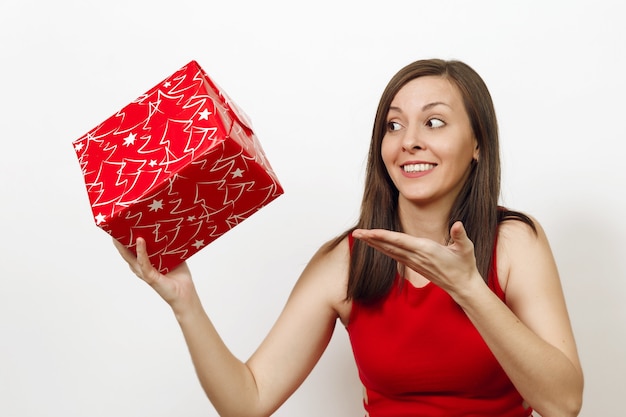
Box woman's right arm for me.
[114,236,350,417]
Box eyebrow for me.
[389,101,452,113]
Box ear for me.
[473,140,479,162]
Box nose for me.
[401,125,424,152]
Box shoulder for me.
[496,213,554,294]
[293,235,352,320]
[303,234,351,283]
[497,212,550,254]
[497,212,542,247]
[314,234,351,265]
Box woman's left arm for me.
[469,218,583,417]
[353,219,583,417]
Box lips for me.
[401,163,436,173]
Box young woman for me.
[115,59,583,417]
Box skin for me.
[381,76,479,231]
[114,76,583,417]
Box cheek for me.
[380,135,395,167]
[441,137,476,165]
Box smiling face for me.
[381,75,479,211]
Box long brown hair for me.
[333,59,535,303]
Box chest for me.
[346,282,509,396]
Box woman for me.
[115,59,583,417]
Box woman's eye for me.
[426,118,445,128]
[387,121,402,131]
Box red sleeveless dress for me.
[346,236,532,417]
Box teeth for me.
[403,163,435,173]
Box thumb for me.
[449,221,469,245]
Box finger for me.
[449,221,467,242]
[449,221,475,249]
[113,238,140,271]
[353,231,417,264]
[354,229,434,255]
[352,229,395,252]
[113,237,130,257]
[135,238,162,285]
[353,229,407,247]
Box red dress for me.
[346,236,532,417]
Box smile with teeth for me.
[402,163,436,173]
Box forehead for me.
[391,75,464,109]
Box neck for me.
[397,196,451,243]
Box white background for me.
[1,1,624,416]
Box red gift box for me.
[73,60,284,273]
